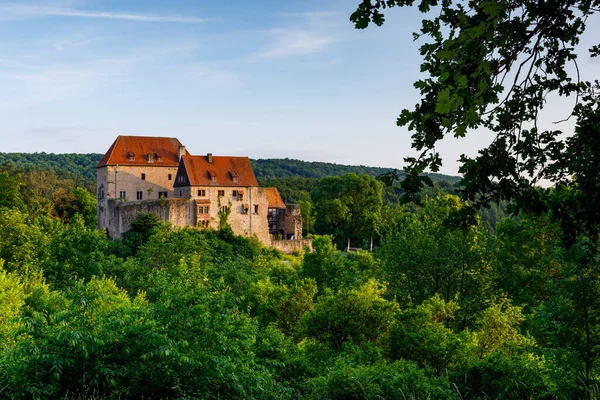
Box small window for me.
[242,204,249,215]
[159,191,168,199]
[254,205,259,214]
[198,220,210,228]
[198,189,206,197]
[179,190,182,197]
[168,174,172,181]
[221,205,229,213]
[127,152,135,161]
[155,153,162,162]
[198,205,210,214]
[209,170,217,183]
[146,153,154,162]
[136,191,143,200]
[141,173,146,180]
[230,171,238,183]
[232,190,238,197]
[218,190,225,197]
[119,191,126,200]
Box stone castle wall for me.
[271,239,312,254]
[97,165,179,234]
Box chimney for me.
[178,146,186,161]
[207,153,213,163]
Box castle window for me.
[254,205,259,214]
[198,189,206,197]
[97,186,105,200]
[136,191,143,200]
[119,191,126,200]
[230,171,239,183]
[243,203,249,214]
[159,191,168,198]
[127,152,135,161]
[198,205,210,214]
[232,190,238,197]
[146,153,154,163]
[198,220,210,228]
[155,153,162,162]
[218,190,225,197]
[141,173,146,180]
[168,174,172,181]
[221,205,229,213]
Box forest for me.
[3,0,600,396]
[0,161,596,399]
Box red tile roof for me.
[97,135,186,167]
[264,188,286,209]
[179,154,258,187]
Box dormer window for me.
[230,171,239,183]
[146,153,154,163]
[127,152,135,161]
[155,153,162,162]
[208,170,217,183]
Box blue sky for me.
[1,1,599,175]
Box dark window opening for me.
[136,191,143,200]
[168,174,172,180]
[141,173,146,180]
[198,205,210,214]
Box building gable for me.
[173,156,191,188]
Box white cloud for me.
[0,3,211,23]
[260,30,337,58]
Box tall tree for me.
[312,173,383,249]
[352,0,600,392]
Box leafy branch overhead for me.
[351,0,600,213]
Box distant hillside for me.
[0,153,461,183]
[250,158,460,183]
[0,153,102,182]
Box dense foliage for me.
[352,0,600,393]
[0,153,101,184]
[0,163,599,399]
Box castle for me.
[96,136,309,252]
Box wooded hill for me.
[0,152,460,184]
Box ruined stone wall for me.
[279,204,303,239]
[103,198,193,238]
[271,239,313,254]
